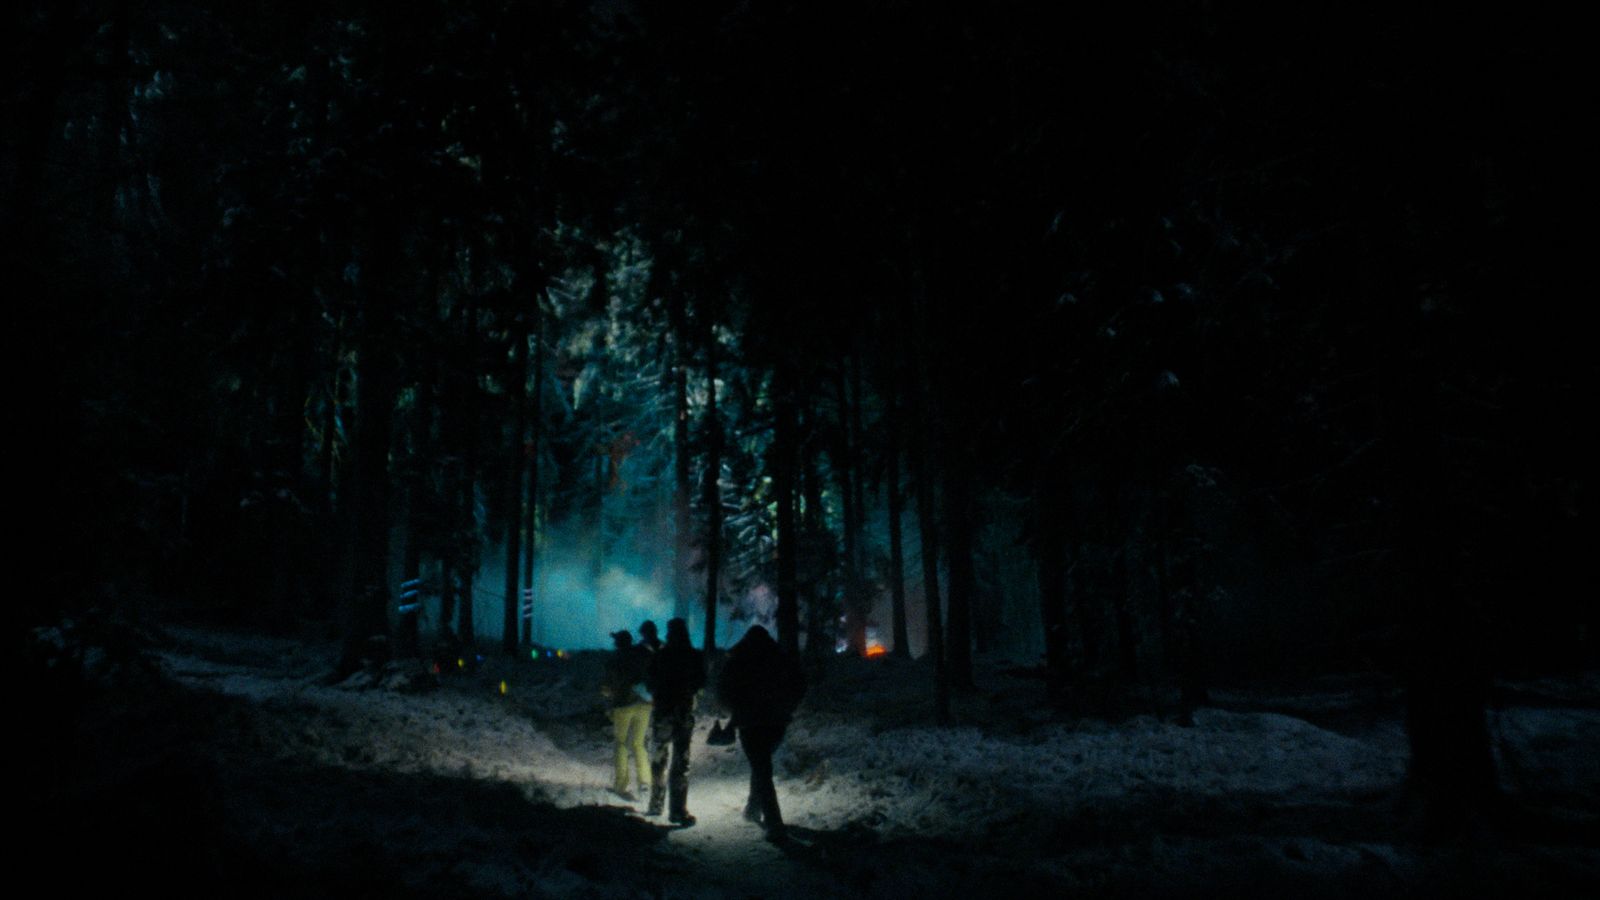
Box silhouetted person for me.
[646,617,706,824]
[638,619,662,653]
[719,624,806,842]
[601,630,652,801]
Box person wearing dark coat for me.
[638,620,662,654]
[645,617,706,824]
[718,624,806,842]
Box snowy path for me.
[144,627,1600,898]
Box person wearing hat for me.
[601,629,652,801]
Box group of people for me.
[602,619,805,842]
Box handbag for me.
[706,718,736,746]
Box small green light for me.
[531,648,540,659]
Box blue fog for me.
[402,540,749,652]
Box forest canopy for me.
[12,0,1586,733]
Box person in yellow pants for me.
[602,630,652,800]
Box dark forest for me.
[11,2,1593,896]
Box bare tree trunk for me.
[340,238,398,674]
[1111,484,1139,682]
[457,297,479,647]
[522,307,543,645]
[399,477,423,660]
[672,331,691,624]
[906,326,949,722]
[1035,492,1068,691]
[398,358,435,660]
[800,417,832,664]
[772,363,801,657]
[702,339,723,652]
[835,364,866,655]
[849,349,869,650]
[887,363,910,659]
[942,456,976,689]
[1074,540,1099,678]
[1113,547,1139,683]
[502,310,529,654]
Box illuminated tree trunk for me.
[457,297,479,647]
[772,362,801,658]
[398,368,434,660]
[398,485,423,660]
[702,340,723,652]
[671,293,693,623]
[522,309,543,645]
[800,417,830,664]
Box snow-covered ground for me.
[44,626,1600,897]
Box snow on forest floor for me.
[34,624,1600,898]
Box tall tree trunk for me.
[341,248,398,674]
[702,340,723,652]
[1109,483,1138,682]
[457,299,479,647]
[800,418,830,664]
[522,307,543,645]
[1073,540,1100,677]
[772,362,801,657]
[399,472,423,660]
[97,0,130,228]
[672,325,691,621]
[1035,492,1068,691]
[887,363,910,659]
[906,329,949,722]
[1113,544,1139,682]
[1154,495,1177,681]
[850,350,869,649]
[398,353,437,660]
[1387,308,1496,829]
[320,315,346,516]
[835,364,866,655]
[502,310,529,654]
[942,455,976,689]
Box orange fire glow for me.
[864,644,887,658]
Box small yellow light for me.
[499,680,508,695]
[457,658,465,669]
